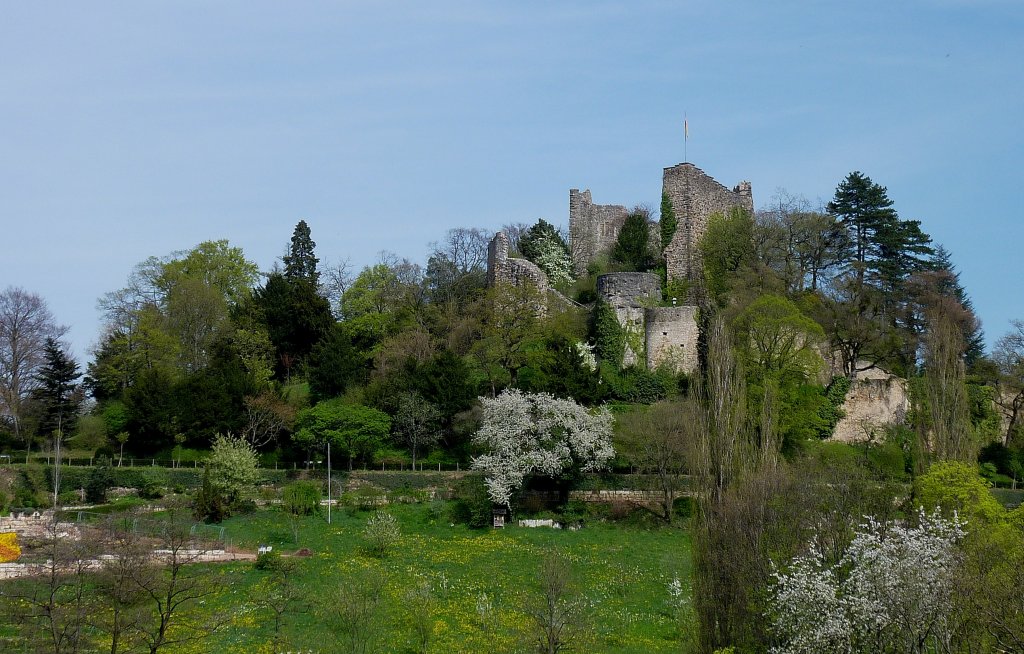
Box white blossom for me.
[768,509,964,654]
[574,341,597,372]
[470,389,615,507]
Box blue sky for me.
[2,1,1022,361]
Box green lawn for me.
[185,503,693,654]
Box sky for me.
[2,1,1022,362]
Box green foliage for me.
[612,209,655,271]
[282,481,321,517]
[519,220,573,287]
[449,474,493,528]
[700,207,755,302]
[249,272,334,379]
[591,300,625,369]
[816,376,851,438]
[601,365,674,404]
[294,399,391,470]
[282,219,320,285]
[207,432,260,508]
[659,192,678,250]
[363,510,401,557]
[307,324,364,403]
[85,461,115,503]
[254,548,284,571]
[193,465,230,522]
[732,295,825,378]
[914,460,1005,525]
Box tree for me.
[700,207,756,303]
[425,227,491,306]
[250,272,334,379]
[242,391,295,448]
[307,324,364,403]
[34,337,82,506]
[135,507,230,652]
[0,287,66,459]
[921,314,974,464]
[34,337,83,443]
[283,219,320,285]
[294,399,391,470]
[617,399,695,522]
[993,320,1024,445]
[660,192,678,250]
[768,510,964,654]
[612,207,655,271]
[393,391,441,468]
[470,389,614,508]
[204,433,260,511]
[731,295,824,379]
[527,552,588,654]
[826,172,934,367]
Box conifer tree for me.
[34,337,82,440]
[283,220,320,285]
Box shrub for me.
[362,511,400,558]
[85,461,115,503]
[0,532,20,562]
[448,475,492,529]
[282,481,321,517]
[254,549,283,571]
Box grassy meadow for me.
[184,502,693,654]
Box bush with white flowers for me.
[470,389,614,508]
[768,509,964,654]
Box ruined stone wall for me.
[830,367,909,443]
[597,273,660,367]
[569,189,629,276]
[487,231,550,315]
[645,306,699,374]
[662,163,753,283]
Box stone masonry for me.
[662,163,753,284]
[568,189,630,276]
[830,367,909,443]
[645,306,699,374]
[597,272,699,373]
[487,231,550,315]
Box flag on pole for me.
[684,117,689,140]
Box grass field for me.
[181,502,694,654]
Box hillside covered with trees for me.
[3,169,1024,652]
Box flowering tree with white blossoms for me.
[470,389,614,508]
[768,509,965,654]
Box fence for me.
[0,454,471,472]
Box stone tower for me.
[661,163,753,283]
[568,189,629,276]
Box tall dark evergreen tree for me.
[659,192,678,250]
[250,273,334,379]
[33,337,82,439]
[612,208,655,271]
[518,219,568,262]
[283,220,320,285]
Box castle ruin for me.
[596,272,699,373]
[661,163,753,283]
[487,160,748,375]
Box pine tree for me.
[34,337,82,439]
[283,220,320,285]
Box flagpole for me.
[684,113,688,163]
